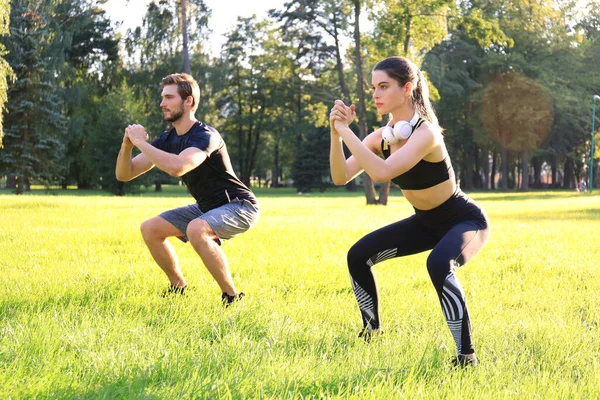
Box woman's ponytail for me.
[413,69,438,127]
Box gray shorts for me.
[159,198,259,244]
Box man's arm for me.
[127,124,207,177]
[115,131,154,182]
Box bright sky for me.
[101,0,284,56]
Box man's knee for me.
[140,217,171,241]
[140,218,157,240]
[186,218,216,243]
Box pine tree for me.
[0,0,13,149]
[0,2,66,194]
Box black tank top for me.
[381,119,455,190]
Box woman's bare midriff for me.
[402,179,456,210]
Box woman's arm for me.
[332,100,438,182]
[329,101,381,185]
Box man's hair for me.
[161,73,201,112]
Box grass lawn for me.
[1,186,599,398]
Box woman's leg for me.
[347,215,438,331]
[426,220,490,355]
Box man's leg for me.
[140,216,186,288]
[186,218,237,296]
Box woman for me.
[329,56,490,366]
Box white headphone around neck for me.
[382,112,420,145]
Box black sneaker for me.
[222,292,244,307]
[358,328,383,343]
[161,285,186,297]
[452,354,478,367]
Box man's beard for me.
[163,103,185,122]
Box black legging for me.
[347,189,490,354]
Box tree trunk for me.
[181,0,191,74]
[464,145,474,191]
[551,155,557,187]
[403,16,412,55]
[117,181,125,196]
[490,149,497,190]
[378,181,391,205]
[563,157,574,189]
[521,150,529,191]
[328,11,356,192]
[513,155,518,189]
[155,182,162,192]
[6,174,16,189]
[483,147,490,189]
[15,175,23,195]
[501,147,508,190]
[353,0,377,204]
[333,19,351,104]
[272,139,280,188]
[532,156,541,188]
[474,146,481,189]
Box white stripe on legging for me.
[351,277,375,328]
[366,248,398,267]
[441,272,467,353]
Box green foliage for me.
[291,126,331,192]
[86,82,155,194]
[1,190,600,397]
[481,73,554,152]
[2,0,600,194]
[370,0,453,60]
[123,0,210,71]
[0,0,12,148]
[0,1,67,193]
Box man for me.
[116,73,259,305]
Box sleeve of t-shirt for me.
[203,127,224,155]
[187,130,213,153]
[150,131,169,150]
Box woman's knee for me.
[347,241,370,272]
[426,253,453,286]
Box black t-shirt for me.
[151,121,257,212]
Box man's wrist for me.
[131,139,146,148]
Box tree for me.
[0,0,12,149]
[352,0,380,203]
[54,0,120,189]
[370,0,453,59]
[361,0,459,202]
[271,0,353,103]
[180,0,190,73]
[120,0,211,192]
[0,1,67,194]
[218,16,271,186]
[480,73,553,190]
[292,126,330,192]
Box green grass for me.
[1,187,599,399]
